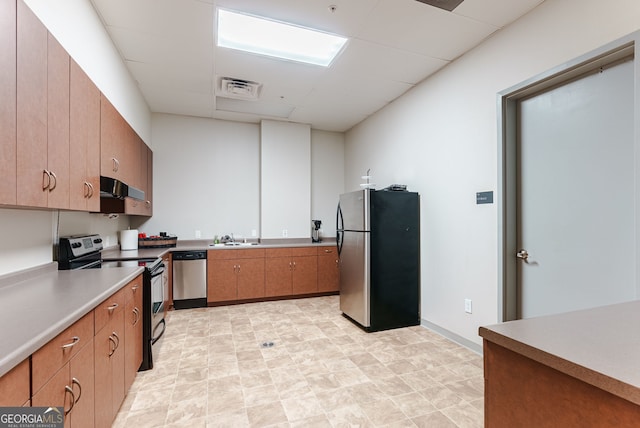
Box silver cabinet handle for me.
[108,335,117,357]
[61,336,80,349]
[516,249,529,262]
[133,307,140,326]
[293,261,296,270]
[84,181,95,198]
[42,170,51,190]
[71,377,82,403]
[112,157,120,172]
[324,249,333,253]
[49,170,57,191]
[145,200,151,206]
[107,303,118,312]
[113,331,120,349]
[64,385,75,415]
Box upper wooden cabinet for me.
[16,0,48,208]
[100,95,139,187]
[0,0,17,205]
[1,1,153,215]
[46,33,70,209]
[69,60,100,211]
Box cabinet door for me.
[100,95,122,180]
[265,257,292,297]
[145,146,153,215]
[0,359,29,407]
[124,294,142,392]
[68,337,95,428]
[94,311,125,428]
[318,248,340,292]
[46,33,69,209]
[16,0,47,208]
[31,364,71,427]
[0,0,17,205]
[237,258,265,299]
[69,60,100,211]
[208,259,237,302]
[292,255,317,295]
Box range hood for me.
[99,176,144,201]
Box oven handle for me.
[150,265,166,278]
[151,318,166,345]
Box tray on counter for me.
[138,236,177,248]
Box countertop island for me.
[479,300,640,427]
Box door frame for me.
[497,32,640,322]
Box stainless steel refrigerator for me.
[336,188,420,331]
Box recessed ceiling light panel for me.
[217,9,348,67]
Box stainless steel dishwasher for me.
[172,250,207,309]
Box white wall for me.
[311,130,345,239]
[261,121,311,239]
[135,114,344,242]
[345,0,640,347]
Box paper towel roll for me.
[120,229,139,251]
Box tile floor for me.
[113,296,484,427]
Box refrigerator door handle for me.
[336,202,343,256]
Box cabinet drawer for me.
[291,247,317,257]
[0,359,30,406]
[31,310,94,394]
[208,248,265,260]
[317,246,337,256]
[265,248,290,258]
[94,286,126,333]
[122,274,142,304]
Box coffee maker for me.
[312,220,322,242]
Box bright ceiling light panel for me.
[217,9,348,67]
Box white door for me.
[517,59,636,318]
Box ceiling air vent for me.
[217,77,262,100]
[415,0,464,12]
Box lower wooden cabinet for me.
[208,246,337,304]
[207,249,265,303]
[124,275,143,393]
[0,276,143,427]
[30,310,95,427]
[0,359,30,407]
[317,247,340,292]
[32,337,95,428]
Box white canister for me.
[120,229,139,251]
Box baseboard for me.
[420,319,483,355]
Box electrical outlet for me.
[282,229,288,237]
[464,299,472,314]
[195,230,201,239]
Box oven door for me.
[150,262,166,345]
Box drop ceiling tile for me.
[127,61,212,94]
[357,0,498,60]
[454,0,545,28]
[330,38,449,84]
[140,84,214,116]
[110,27,212,70]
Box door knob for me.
[516,249,529,262]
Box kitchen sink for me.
[224,242,258,246]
